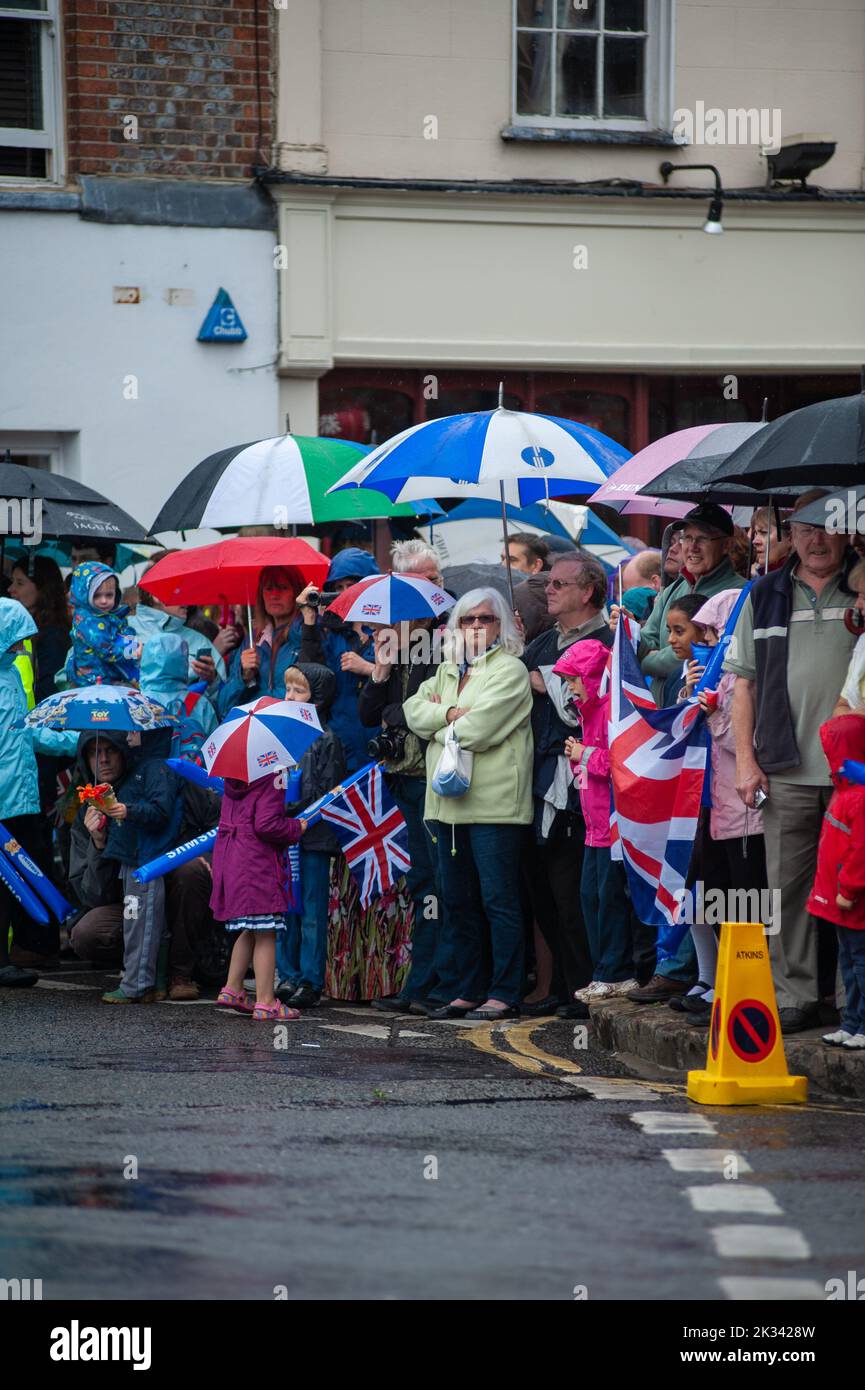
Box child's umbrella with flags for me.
[200,695,323,783]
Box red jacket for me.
[807,715,865,931]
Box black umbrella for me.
[643,452,808,507]
[709,390,865,491]
[441,562,528,601]
[0,458,149,543]
[789,485,865,531]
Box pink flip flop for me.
[251,1000,301,1022]
[215,987,254,1016]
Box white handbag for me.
[431,723,473,798]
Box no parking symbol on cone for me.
[688,922,807,1106]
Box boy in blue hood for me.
[66,562,140,687]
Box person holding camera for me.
[358,617,448,1014]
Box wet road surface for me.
[1,963,864,1301]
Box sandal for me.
[215,987,254,1016]
[252,1000,301,1022]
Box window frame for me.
[511,0,675,135]
[0,0,64,184]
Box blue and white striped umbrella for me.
[327,407,630,507]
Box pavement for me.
[1,961,865,1302]
[590,998,865,1100]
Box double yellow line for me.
[461,1016,584,1078]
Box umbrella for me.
[590,423,765,517]
[441,563,529,601]
[137,536,330,639]
[328,408,629,507]
[149,434,443,532]
[202,696,323,784]
[328,396,629,605]
[789,486,865,531]
[642,453,807,507]
[0,458,150,543]
[22,685,174,733]
[325,572,455,625]
[709,390,865,491]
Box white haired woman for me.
[403,588,533,1020]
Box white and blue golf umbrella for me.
[327,407,630,507]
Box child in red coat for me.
[806,713,865,1049]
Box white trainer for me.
[582,981,617,1001]
[841,1033,865,1049]
[822,1029,854,1046]
[609,978,640,997]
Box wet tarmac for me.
[1,964,864,1300]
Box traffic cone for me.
[687,920,807,1106]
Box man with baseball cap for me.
[633,503,746,706]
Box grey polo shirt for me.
[723,570,856,785]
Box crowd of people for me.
[2,495,865,1047]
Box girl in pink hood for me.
[552,639,638,1002]
[672,587,768,1022]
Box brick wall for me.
[64,0,275,181]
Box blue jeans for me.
[656,928,697,982]
[276,849,332,992]
[389,775,450,1003]
[435,822,525,1006]
[837,926,865,1035]
[581,846,634,984]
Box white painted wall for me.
[0,212,279,530]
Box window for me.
[513,0,673,133]
[0,0,62,181]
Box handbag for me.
[431,723,473,798]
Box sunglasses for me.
[544,577,585,591]
[458,614,498,627]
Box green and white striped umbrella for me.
[150,434,442,532]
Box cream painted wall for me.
[274,188,865,371]
[277,0,865,190]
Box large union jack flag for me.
[321,764,410,907]
[609,618,708,949]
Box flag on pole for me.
[320,764,410,907]
[608,619,708,950]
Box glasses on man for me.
[458,614,498,627]
[681,532,722,548]
[544,577,584,590]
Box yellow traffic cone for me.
[687,920,807,1106]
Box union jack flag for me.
[298,707,313,722]
[321,764,410,907]
[609,619,708,951]
[257,750,279,767]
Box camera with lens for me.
[367,727,407,763]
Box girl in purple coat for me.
[212,775,307,1021]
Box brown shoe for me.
[168,977,200,1002]
[625,974,690,1004]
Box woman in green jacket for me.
[403,588,533,1021]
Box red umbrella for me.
[138,536,329,607]
[139,536,330,644]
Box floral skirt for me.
[225,913,287,933]
[324,857,413,1001]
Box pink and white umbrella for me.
[326,572,455,625]
[590,423,763,517]
[202,696,323,784]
